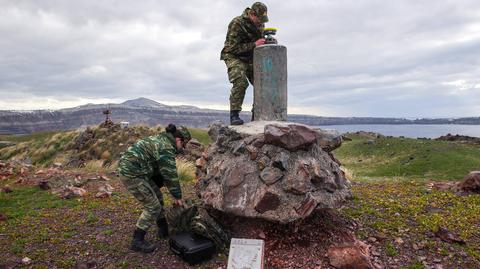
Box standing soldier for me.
[221,2,269,125]
[118,124,191,253]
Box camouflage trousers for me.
[166,204,231,252]
[120,176,164,231]
[225,58,254,111]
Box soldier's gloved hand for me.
[174,199,184,206]
[255,38,266,46]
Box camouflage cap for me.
[251,2,268,23]
[178,126,192,142]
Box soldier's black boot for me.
[156,217,169,239]
[130,228,156,253]
[230,110,244,125]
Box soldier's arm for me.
[156,148,182,199]
[223,20,256,55]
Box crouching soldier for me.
[118,124,191,253]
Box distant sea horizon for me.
[314,124,480,139]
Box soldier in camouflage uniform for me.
[221,2,269,125]
[118,124,191,253]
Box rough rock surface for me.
[458,171,480,194]
[197,121,351,223]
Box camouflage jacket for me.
[220,8,264,63]
[118,132,182,199]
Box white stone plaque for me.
[227,238,265,269]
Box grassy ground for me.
[336,134,480,267]
[0,125,211,168]
[1,129,480,268]
[335,134,480,181]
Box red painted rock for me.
[458,171,480,193]
[264,123,317,151]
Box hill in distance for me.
[0,97,479,134]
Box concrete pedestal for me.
[253,44,287,121]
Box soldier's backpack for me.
[169,232,216,265]
[165,203,232,251]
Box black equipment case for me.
[169,232,216,265]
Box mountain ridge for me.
[0,97,479,134]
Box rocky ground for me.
[1,129,480,269]
[1,159,479,269]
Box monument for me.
[252,28,288,121]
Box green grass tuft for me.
[0,187,79,221]
[385,241,398,257]
[189,128,212,145]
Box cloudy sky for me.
[0,0,479,117]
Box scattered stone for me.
[21,257,32,265]
[458,171,480,194]
[394,237,404,245]
[53,162,63,168]
[1,185,12,193]
[98,175,111,181]
[368,237,377,243]
[95,184,114,198]
[327,240,374,269]
[435,133,480,145]
[258,230,266,240]
[60,186,87,199]
[74,260,97,269]
[426,181,455,191]
[38,180,51,190]
[434,227,465,244]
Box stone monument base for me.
[196,121,351,223]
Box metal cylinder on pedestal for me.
[253,44,288,121]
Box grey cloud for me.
[0,0,479,116]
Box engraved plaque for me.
[227,238,265,269]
